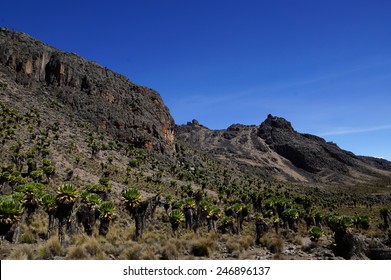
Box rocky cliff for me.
[0,27,175,152]
[176,115,391,184]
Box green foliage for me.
[16,182,45,196]
[43,166,56,176]
[327,215,353,233]
[282,208,299,221]
[308,226,324,241]
[0,196,23,225]
[81,192,102,207]
[209,207,222,220]
[169,209,184,229]
[182,197,196,210]
[122,187,142,211]
[84,184,108,194]
[219,216,235,229]
[30,169,44,180]
[40,193,57,214]
[99,201,116,220]
[352,214,371,230]
[56,183,78,205]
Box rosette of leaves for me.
[40,193,57,215]
[218,216,235,234]
[0,196,23,225]
[81,192,102,208]
[11,192,27,205]
[56,183,78,205]
[99,177,112,192]
[30,169,44,182]
[16,182,45,197]
[309,226,324,242]
[40,193,57,239]
[282,208,299,230]
[99,201,116,220]
[182,197,196,210]
[352,214,370,230]
[43,165,56,178]
[282,208,299,221]
[84,184,106,193]
[16,182,45,220]
[209,206,222,220]
[169,209,184,233]
[171,200,185,210]
[327,215,353,234]
[98,201,116,236]
[0,196,23,237]
[122,187,141,214]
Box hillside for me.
[176,115,391,186]
[0,27,175,153]
[1,28,391,260]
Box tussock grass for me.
[37,236,63,259]
[118,241,144,260]
[7,244,34,260]
[67,245,87,260]
[160,240,178,260]
[190,237,217,257]
[261,232,284,254]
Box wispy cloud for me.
[319,125,391,136]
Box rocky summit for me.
[176,114,391,185]
[0,27,175,153]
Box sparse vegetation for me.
[1,29,391,260]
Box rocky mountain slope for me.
[1,28,391,261]
[0,27,175,153]
[176,115,391,185]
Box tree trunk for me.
[99,218,110,236]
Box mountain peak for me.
[261,114,294,131]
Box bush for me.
[308,226,323,241]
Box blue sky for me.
[1,0,391,160]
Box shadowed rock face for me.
[176,115,391,184]
[0,27,175,152]
[258,114,353,174]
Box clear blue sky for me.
[1,0,391,160]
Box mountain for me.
[2,27,390,187]
[176,115,391,185]
[1,28,391,261]
[0,27,175,153]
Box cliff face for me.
[176,115,391,184]
[0,27,175,152]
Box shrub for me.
[308,226,324,241]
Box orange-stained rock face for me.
[0,27,176,153]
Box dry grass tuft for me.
[36,236,63,259]
[7,245,34,260]
[66,245,87,260]
[261,232,284,254]
[190,237,217,257]
[118,241,144,260]
[160,240,178,260]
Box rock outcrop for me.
[0,27,175,152]
[176,114,391,184]
[258,114,353,174]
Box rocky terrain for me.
[0,27,175,153]
[1,28,391,260]
[176,115,391,185]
